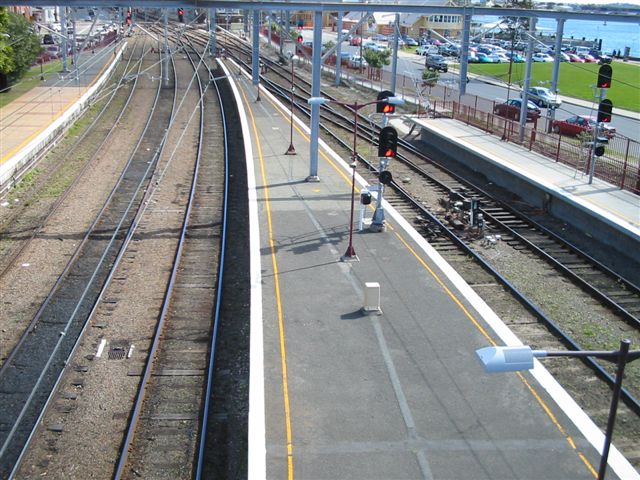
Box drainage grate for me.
[108,345,128,360]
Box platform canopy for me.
[1,0,638,24]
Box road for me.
[299,30,638,140]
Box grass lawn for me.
[467,61,640,112]
[0,60,64,109]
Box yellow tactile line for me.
[1,52,114,165]
[261,85,598,479]
[239,85,294,480]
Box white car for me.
[532,53,554,62]
[363,42,387,52]
[348,55,368,68]
[488,53,508,63]
[416,45,438,56]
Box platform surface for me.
[234,68,636,479]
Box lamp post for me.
[476,341,640,480]
[285,55,299,155]
[308,95,404,261]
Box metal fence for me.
[428,98,640,194]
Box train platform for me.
[392,117,640,248]
[396,115,639,239]
[223,60,639,480]
[0,42,124,187]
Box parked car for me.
[559,52,571,62]
[522,87,562,109]
[532,53,554,62]
[467,54,479,63]
[488,53,508,63]
[493,99,541,121]
[578,53,596,62]
[338,51,352,65]
[425,54,448,73]
[552,115,616,139]
[567,53,584,62]
[404,37,418,46]
[371,33,388,42]
[598,55,612,64]
[363,42,387,52]
[505,52,525,63]
[349,36,362,46]
[416,45,438,56]
[476,52,493,63]
[348,55,368,69]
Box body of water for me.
[476,16,639,56]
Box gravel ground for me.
[0,45,154,371]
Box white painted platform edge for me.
[221,59,266,480]
[424,120,640,241]
[0,43,127,186]
[253,78,638,480]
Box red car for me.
[350,36,362,46]
[493,99,541,122]
[567,53,584,62]
[552,115,616,139]
[579,53,596,62]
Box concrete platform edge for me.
[238,63,640,480]
[0,42,128,189]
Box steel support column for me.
[390,13,400,93]
[459,11,471,95]
[72,8,79,81]
[252,10,260,87]
[308,10,322,182]
[209,9,216,56]
[549,18,565,129]
[335,13,342,86]
[60,6,69,72]
[551,18,564,93]
[163,9,169,87]
[519,17,536,142]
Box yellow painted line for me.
[239,85,294,480]
[261,83,597,478]
[1,53,114,165]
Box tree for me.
[422,69,439,86]
[362,48,390,69]
[0,8,41,92]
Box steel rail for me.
[0,42,143,279]
[112,34,220,479]
[0,38,173,476]
[237,56,640,416]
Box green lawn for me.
[0,60,63,109]
[467,61,640,112]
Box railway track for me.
[0,36,172,476]
[113,34,228,480]
[214,28,640,463]
[0,42,142,279]
[6,28,251,479]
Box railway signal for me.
[597,99,613,123]
[178,8,184,23]
[376,90,396,114]
[597,64,612,89]
[378,126,398,158]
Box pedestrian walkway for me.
[223,60,638,480]
[0,43,123,187]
